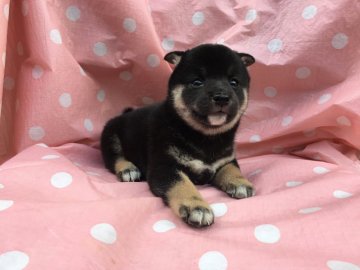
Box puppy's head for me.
[164,44,255,135]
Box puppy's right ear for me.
[164,51,184,66]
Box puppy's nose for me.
[212,93,230,107]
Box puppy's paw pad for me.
[226,183,254,199]
[179,205,214,228]
[117,167,141,182]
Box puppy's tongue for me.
[208,113,227,126]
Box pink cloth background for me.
[1,0,360,269]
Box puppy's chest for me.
[167,145,234,184]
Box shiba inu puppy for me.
[101,44,255,227]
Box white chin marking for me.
[208,113,227,126]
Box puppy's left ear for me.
[237,53,255,67]
[164,51,184,66]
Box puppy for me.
[101,44,255,227]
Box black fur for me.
[101,44,254,209]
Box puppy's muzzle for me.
[212,93,230,107]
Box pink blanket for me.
[1,1,359,269]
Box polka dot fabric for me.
[0,1,359,269]
[1,143,359,269]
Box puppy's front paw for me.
[225,181,254,199]
[179,204,214,228]
[114,159,141,182]
[117,167,141,182]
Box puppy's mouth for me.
[192,110,228,127]
[207,112,227,126]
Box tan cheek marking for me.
[239,88,249,114]
[171,85,247,136]
[114,159,136,174]
[166,171,209,217]
[213,163,252,189]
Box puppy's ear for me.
[164,51,184,66]
[237,53,255,67]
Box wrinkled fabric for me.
[1,0,360,269]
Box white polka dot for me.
[91,223,117,244]
[0,200,14,211]
[51,172,73,188]
[29,126,45,141]
[332,33,348,49]
[79,66,86,76]
[318,93,332,104]
[119,71,132,81]
[41,155,60,160]
[336,116,351,126]
[4,76,15,90]
[286,181,303,187]
[192,11,205,26]
[93,42,107,56]
[302,5,317,20]
[147,54,160,67]
[36,143,48,148]
[50,29,62,45]
[3,3,9,20]
[267,39,283,53]
[66,5,80,21]
[254,224,281,244]
[97,89,106,102]
[142,97,155,105]
[162,37,175,51]
[327,260,360,270]
[303,129,316,137]
[32,65,43,79]
[152,220,176,233]
[281,116,293,127]
[264,86,277,97]
[0,251,30,270]
[123,18,136,33]
[22,0,29,16]
[59,93,72,108]
[296,67,311,79]
[298,207,322,214]
[198,251,228,270]
[2,52,5,66]
[84,119,94,132]
[245,9,257,23]
[272,146,284,154]
[17,42,24,56]
[86,171,101,176]
[210,203,228,217]
[250,134,261,143]
[313,166,330,174]
[0,183,4,189]
[216,39,225,45]
[333,190,352,199]
[248,168,262,178]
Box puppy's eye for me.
[191,79,204,88]
[229,78,239,87]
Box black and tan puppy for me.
[101,44,255,227]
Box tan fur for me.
[172,85,248,135]
[213,163,253,196]
[168,145,235,174]
[167,171,209,215]
[114,158,136,174]
[166,171,214,228]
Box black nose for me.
[212,93,230,106]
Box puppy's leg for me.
[149,168,214,228]
[114,157,141,182]
[166,171,214,227]
[101,129,141,182]
[213,160,254,199]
